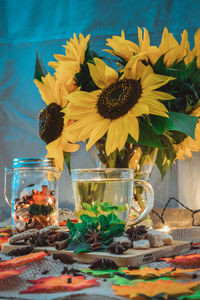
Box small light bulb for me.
[48,197,53,205]
[160,225,170,233]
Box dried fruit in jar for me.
[14,184,57,231]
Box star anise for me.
[91,242,102,251]
[125,225,147,241]
[107,242,131,254]
[85,229,101,244]
[89,258,119,270]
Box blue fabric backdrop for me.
[1,0,200,221]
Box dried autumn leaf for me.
[0,237,9,250]
[112,279,200,299]
[160,253,200,267]
[0,266,29,280]
[20,275,99,293]
[123,266,200,278]
[0,251,48,269]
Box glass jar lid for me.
[13,157,55,169]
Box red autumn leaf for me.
[123,266,200,278]
[59,220,67,226]
[0,251,48,269]
[59,219,78,226]
[112,279,200,299]
[0,237,9,250]
[20,275,99,294]
[160,253,200,267]
[71,219,78,223]
[0,266,29,280]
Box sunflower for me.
[187,28,200,67]
[105,30,140,61]
[174,106,200,160]
[48,33,90,93]
[34,73,79,171]
[158,27,189,67]
[105,28,161,64]
[64,57,174,156]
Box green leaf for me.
[127,119,163,148]
[81,267,126,277]
[155,135,176,179]
[151,112,198,139]
[67,240,91,252]
[76,209,97,218]
[108,276,143,286]
[100,202,118,212]
[153,54,168,75]
[102,223,125,241]
[64,152,71,174]
[178,289,200,299]
[67,219,76,237]
[80,214,99,230]
[99,215,110,231]
[34,51,47,81]
[82,202,94,212]
[107,213,122,225]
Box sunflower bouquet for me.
[34,27,200,179]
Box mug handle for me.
[4,168,12,207]
[130,179,154,225]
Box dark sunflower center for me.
[97,79,142,120]
[39,103,64,144]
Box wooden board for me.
[2,240,190,267]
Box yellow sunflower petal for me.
[106,121,118,155]
[146,90,175,100]
[130,102,149,116]
[65,103,96,119]
[88,57,118,89]
[141,73,174,90]
[65,90,99,107]
[46,139,64,171]
[113,117,128,151]
[124,115,139,142]
[86,119,110,151]
[63,142,80,152]
[140,97,169,116]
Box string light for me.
[152,197,200,227]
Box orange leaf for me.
[160,253,200,267]
[0,237,9,250]
[20,275,99,293]
[59,220,67,226]
[59,219,78,226]
[112,279,200,299]
[0,266,29,280]
[0,251,48,269]
[123,266,200,278]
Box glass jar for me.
[4,157,60,232]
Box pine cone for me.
[126,225,147,241]
[85,229,101,244]
[107,242,130,254]
[90,258,119,270]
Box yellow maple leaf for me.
[123,266,200,279]
[112,279,200,299]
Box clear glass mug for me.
[4,157,59,232]
[71,168,154,225]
